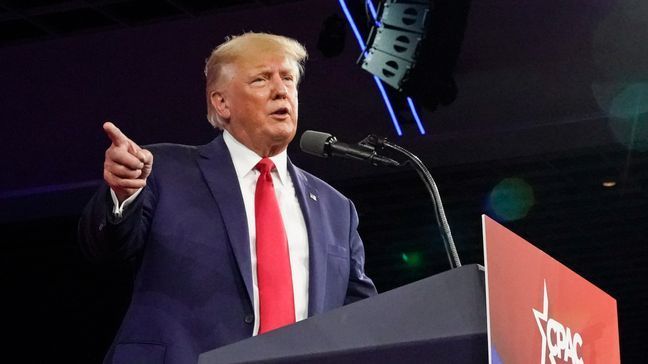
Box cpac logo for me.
[532,280,584,364]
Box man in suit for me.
[78,32,377,363]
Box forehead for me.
[233,52,299,75]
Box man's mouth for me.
[271,107,289,116]
[270,107,290,119]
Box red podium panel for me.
[483,215,619,364]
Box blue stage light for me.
[339,0,404,136]
[407,97,426,135]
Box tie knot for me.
[256,157,275,174]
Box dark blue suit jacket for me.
[78,134,377,364]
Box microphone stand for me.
[361,135,462,269]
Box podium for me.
[199,264,487,363]
[200,216,620,363]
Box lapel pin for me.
[309,193,317,201]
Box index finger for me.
[103,121,129,147]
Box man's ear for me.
[210,91,230,121]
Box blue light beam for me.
[339,0,403,136]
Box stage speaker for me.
[360,0,471,111]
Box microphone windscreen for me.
[300,130,333,157]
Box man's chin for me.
[269,121,296,136]
[272,131,295,144]
[266,128,295,148]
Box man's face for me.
[212,53,299,157]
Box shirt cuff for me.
[110,188,143,218]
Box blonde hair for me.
[204,32,308,129]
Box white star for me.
[533,280,549,364]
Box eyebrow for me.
[249,63,298,76]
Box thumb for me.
[137,149,154,180]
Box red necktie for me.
[255,158,295,334]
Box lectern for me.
[199,264,487,363]
[200,217,620,363]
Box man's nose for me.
[270,75,288,98]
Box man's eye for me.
[252,78,266,84]
[283,76,294,82]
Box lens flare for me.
[401,251,423,268]
[487,178,535,221]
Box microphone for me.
[300,130,461,269]
[299,130,400,167]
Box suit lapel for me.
[288,161,327,316]
[197,136,253,305]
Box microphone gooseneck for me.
[300,130,462,270]
[363,134,462,269]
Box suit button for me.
[244,314,254,324]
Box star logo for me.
[532,280,584,364]
[533,280,550,364]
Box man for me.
[78,32,377,364]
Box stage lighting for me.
[360,0,471,111]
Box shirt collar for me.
[222,130,288,186]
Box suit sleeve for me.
[344,199,378,304]
[77,174,157,264]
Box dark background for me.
[1,0,646,362]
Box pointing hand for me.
[102,121,154,203]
